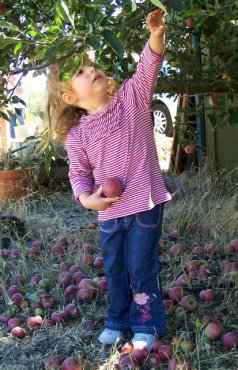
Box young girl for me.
[47,8,171,351]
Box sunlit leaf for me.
[0,21,20,32]
[149,0,167,14]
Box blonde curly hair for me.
[46,64,119,140]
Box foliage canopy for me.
[0,0,238,129]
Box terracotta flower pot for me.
[0,168,34,199]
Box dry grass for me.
[0,166,238,370]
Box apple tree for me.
[0,0,238,137]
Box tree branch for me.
[154,78,238,95]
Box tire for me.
[151,101,174,137]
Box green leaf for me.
[167,0,186,12]
[85,6,95,23]
[86,36,101,50]
[131,0,137,12]
[27,293,41,303]
[207,113,217,128]
[55,0,75,28]
[102,29,124,58]
[0,21,20,32]
[149,0,167,14]
[0,36,21,48]
[13,43,23,55]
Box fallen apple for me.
[27,316,43,328]
[44,355,64,369]
[222,332,238,349]
[180,295,198,312]
[62,356,83,370]
[204,322,223,340]
[230,239,238,251]
[11,326,27,339]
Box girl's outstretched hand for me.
[146,8,166,38]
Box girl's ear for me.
[62,92,77,105]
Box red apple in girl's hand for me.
[102,177,123,197]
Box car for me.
[151,95,178,137]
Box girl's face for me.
[67,65,108,107]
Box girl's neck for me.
[86,95,112,116]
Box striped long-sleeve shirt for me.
[65,41,172,221]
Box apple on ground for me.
[62,356,83,370]
[204,322,223,340]
[152,339,170,353]
[77,288,93,301]
[41,294,55,309]
[169,229,181,240]
[81,255,94,266]
[180,295,198,312]
[43,319,55,328]
[163,299,173,310]
[78,278,97,291]
[44,355,64,369]
[201,315,219,328]
[8,317,22,330]
[60,261,70,271]
[64,303,80,318]
[204,243,217,254]
[27,316,43,328]
[146,353,162,365]
[39,278,51,291]
[73,272,86,284]
[170,243,184,256]
[175,274,191,287]
[185,260,200,273]
[81,243,94,254]
[93,256,104,269]
[131,348,148,363]
[199,289,215,302]
[222,332,238,349]
[118,354,138,369]
[192,246,204,256]
[121,341,134,354]
[102,177,123,197]
[179,340,195,353]
[69,264,81,273]
[7,285,20,297]
[11,292,24,307]
[157,344,173,361]
[97,279,108,291]
[58,272,74,288]
[11,326,27,339]
[51,243,65,255]
[0,315,9,325]
[168,358,191,370]
[168,287,184,301]
[230,239,238,251]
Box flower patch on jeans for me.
[134,293,153,324]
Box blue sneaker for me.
[99,329,125,345]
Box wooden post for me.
[0,118,10,152]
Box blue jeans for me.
[99,203,166,336]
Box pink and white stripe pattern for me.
[65,42,171,221]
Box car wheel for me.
[152,101,174,137]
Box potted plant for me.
[0,145,38,200]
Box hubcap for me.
[153,110,167,134]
